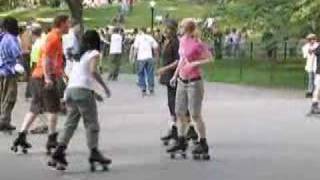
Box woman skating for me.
[48,30,112,171]
[167,19,213,160]
[159,19,198,146]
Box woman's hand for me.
[104,87,111,98]
[44,77,54,89]
[169,76,177,87]
[187,61,200,68]
[94,93,104,102]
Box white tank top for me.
[67,50,100,91]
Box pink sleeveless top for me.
[178,35,211,80]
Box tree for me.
[65,0,84,34]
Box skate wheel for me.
[203,154,211,160]
[57,167,66,171]
[193,141,199,145]
[90,164,96,172]
[11,146,18,153]
[170,153,175,159]
[48,160,57,167]
[22,149,28,154]
[181,153,187,159]
[193,154,200,160]
[102,165,109,171]
[56,164,66,171]
[46,150,52,156]
[163,141,169,146]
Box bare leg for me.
[48,113,58,134]
[20,112,38,132]
[177,115,189,137]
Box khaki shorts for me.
[175,79,204,117]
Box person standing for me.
[224,28,232,57]
[0,17,22,131]
[19,25,33,99]
[133,27,159,96]
[158,20,199,146]
[302,34,318,98]
[308,35,320,114]
[230,28,239,58]
[63,23,80,78]
[11,15,70,155]
[158,20,180,145]
[120,0,129,15]
[108,27,123,81]
[48,30,112,171]
[128,0,134,12]
[28,27,50,134]
[167,19,213,160]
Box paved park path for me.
[0,75,319,180]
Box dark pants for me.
[0,76,17,126]
[108,54,121,81]
[30,78,61,114]
[167,85,176,120]
[308,72,315,93]
[137,59,155,91]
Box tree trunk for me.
[65,0,84,35]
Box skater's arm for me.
[160,39,180,73]
[90,55,111,97]
[189,44,214,67]
[158,61,178,75]
[189,57,213,67]
[172,58,184,79]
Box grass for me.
[0,1,306,89]
[204,59,306,89]
[0,0,212,28]
[101,56,306,89]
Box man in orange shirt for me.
[11,15,70,155]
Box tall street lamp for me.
[150,1,156,34]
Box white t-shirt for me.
[63,30,80,77]
[302,42,319,72]
[63,30,79,58]
[133,33,158,61]
[67,50,100,91]
[109,33,123,54]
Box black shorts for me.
[30,78,61,114]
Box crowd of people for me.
[0,14,214,172]
[223,28,248,58]
[1,6,318,174]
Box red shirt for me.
[32,28,64,79]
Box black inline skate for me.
[166,136,188,159]
[192,138,211,160]
[11,132,32,154]
[186,125,199,145]
[46,132,58,155]
[89,148,112,172]
[161,125,178,146]
[48,144,68,171]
